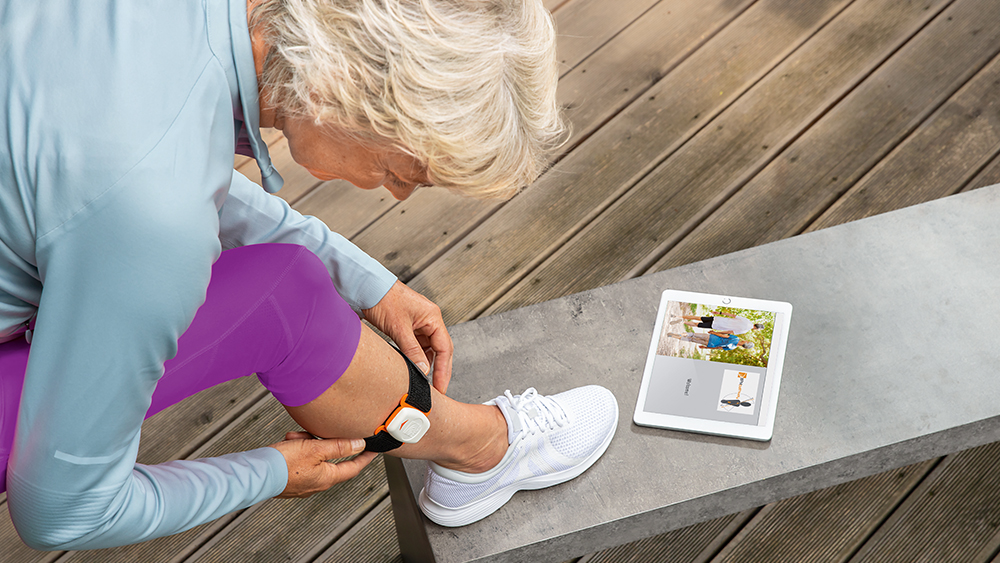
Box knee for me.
[237,244,335,297]
[283,245,335,295]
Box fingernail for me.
[417,362,429,374]
[351,439,366,452]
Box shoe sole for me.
[418,398,619,527]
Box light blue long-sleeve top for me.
[0,0,397,550]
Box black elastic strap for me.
[364,430,403,453]
[364,347,432,453]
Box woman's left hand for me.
[362,280,453,394]
[270,432,377,498]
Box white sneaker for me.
[418,385,618,527]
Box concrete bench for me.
[386,185,1000,563]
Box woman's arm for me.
[220,173,453,391]
[219,171,396,311]
[7,178,289,550]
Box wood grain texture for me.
[6,0,1000,561]
[557,0,756,149]
[712,461,934,563]
[407,0,858,324]
[963,151,1000,192]
[849,443,1000,563]
[0,378,265,563]
[650,0,1000,273]
[808,52,1000,229]
[552,0,661,75]
[57,398,385,563]
[314,497,401,563]
[582,511,755,563]
[237,135,323,205]
[324,0,742,286]
[293,179,398,239]
[481,0,951,318]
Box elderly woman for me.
[0,0,618,550]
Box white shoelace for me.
[505,388,570,437]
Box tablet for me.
[633,289,792,441]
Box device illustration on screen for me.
[633,289,792,441]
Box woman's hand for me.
[362,280,454,394]
[269,432,377,498]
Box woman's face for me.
[280,116,429,201]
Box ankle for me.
[436,405,508,474]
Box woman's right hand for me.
[269,432,377,498]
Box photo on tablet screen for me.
[717,369,759,415]
[634,290,791,440]
[655,301,776,368]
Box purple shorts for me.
[0,243,363,493]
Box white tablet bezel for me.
[633,289,792,441]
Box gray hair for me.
[251,0,566,198]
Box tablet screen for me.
[634,290,791,440]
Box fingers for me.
[427,328,453,395]
[409,323,453,394]
[364,280,454,395]
[271,436,374,498]
[316,437,367,460]
[396,330,432,378]
[321,450,377,485]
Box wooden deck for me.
[3,0,1000,560]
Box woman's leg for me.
[0,338,28,493]
[1,243,507,494]
[153,243,506,473]
[146,243,362,417]
[668,332,708,345]
[285,327,508,473]
[0,244,334,492]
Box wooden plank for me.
[580,511,755,563]
[558,0,756,149]
[963,150,1000,192]
[478,0,952,319]
[312,497,400,563]
[186,450,388,561]
[0,529,59,563]
[0,142,383,563]
[56,399,292,563]
[351,188,495,280]
[346,0,763,288]
[543,0,565,12]
[135,379,265,466]
[808,59,1000,231]
[552,0,661,75]
[646,0,1000,274]
[293,179,398,239]
[235,128,287,190]
[711,461,935,562]
[188,484,390,563]
[405,0,859,324]
[236,0,590,218]
[849,442,1000,563]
